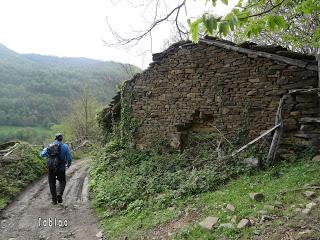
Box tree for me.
[229,0,320,55]
[105,0,189,47]
[60,87,101,141]
[106,0,320,53]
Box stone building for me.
[101,37,319,154]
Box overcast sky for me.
[0,0,237,69]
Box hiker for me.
[40,133,72,205]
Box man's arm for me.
[64,145,72,167]
[40,148,48,158]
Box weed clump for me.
[89,132,250,216]
[0,142,46,209]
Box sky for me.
[0,0,237,69]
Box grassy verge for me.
[174,152,320,239]
[89,134,319,239]
[0,142,46,210]
[88,133,245,238]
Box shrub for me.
[89,132,250,216]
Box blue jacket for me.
[40,141,72,171]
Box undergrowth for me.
[0,142,46,210]
[89,128,269,240]
[90,136,246,213]
[90,136,317,239]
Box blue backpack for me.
[46,143,62,172]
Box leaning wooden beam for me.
[0,141,18,150]
[267,96,286,164]
[231,123,281,156]
[3,150,14,158]
[0,143,19,154]
[199,39,317,71]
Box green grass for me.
[0,125,52,144]
[95,205,179,239]
[174,156,320,239]
[90,145,319,239]
[0,196,8,209]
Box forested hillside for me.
[0,43,140,142]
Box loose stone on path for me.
[226,204,235,212]
[96,231,103,238]
[237,219,250,229]
[306,202,317,209]
[312,155,320,161]
[199,216,219,230]
[301,202,317,214]
[303,191,316,199]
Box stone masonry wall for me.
[123,42,319,152]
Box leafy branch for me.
[189,0,320,48]
[189,0,289,41]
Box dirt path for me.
[0,158,103,240]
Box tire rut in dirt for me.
[63,165,89,204]
[0,158,101,240]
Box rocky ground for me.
[142,190,320,240]
[0,158,103,240]
[196,190,320,240]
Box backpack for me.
[46,143,62,172]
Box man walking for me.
[40,133,72,205]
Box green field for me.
[0,125,52,144]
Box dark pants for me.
[48,169,66,200]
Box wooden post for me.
[267,95,286,164]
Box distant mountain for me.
[0,44,34,67]
[0,43,140,127]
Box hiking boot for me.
[52,198,58,205]
[57,195,63,203]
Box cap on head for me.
[55,133,63,141]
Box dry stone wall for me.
[109,40,319,153]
